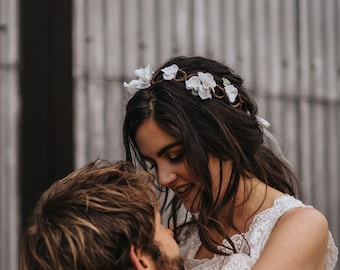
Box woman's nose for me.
[158,166,177,187]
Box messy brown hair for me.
[19,160,160,270]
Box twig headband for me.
[123,64,239,104]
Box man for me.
[19,159,185,270]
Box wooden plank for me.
[280,0,299,168]
[173,0,191,56]
[297,0,312,200]
[326,105,340,245]
[309,0,323,99]
[252,0,267,96]
[298,0,311,98]
[140,0,157,65]
[157,0,175,63]
[6,67,20,270]
[191,0,207,56]
[74,76,87,168]
[236,0,252,82]
[87,77,106,159]
[206,0,222,59]
[223,0,237,67]
[87,0,105,76]
[122,0,139,74]
[267,0,281,97]
[323,0,337,100]
[104,81,125,160]
[0,0,20,268]
[73,0,87,167]
[72,0,85,79]
[310,104,327,213]
[104,0,123,74]
[309,0,326,211]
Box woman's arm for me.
[252,207,329,270]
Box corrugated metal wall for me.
[0,0,339,269]
[73,0,340,256]
[0,0,19,268]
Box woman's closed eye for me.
[168,152,184,163]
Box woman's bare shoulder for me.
[252,206,329,270]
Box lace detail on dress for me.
[327,231,338,270]
[179,195,339,270]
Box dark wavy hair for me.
[19,160,161,270]
[123,56,301,255]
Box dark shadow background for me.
[19,0,73,227]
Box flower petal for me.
[185,76,201,91]
[161,64,179,80]
[198,86,212,99]
[134,64,153,81]
[198,72,216,92]
[224,85,238,103]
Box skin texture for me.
[136,118,200,212]
[131,211,185,270]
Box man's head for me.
[20,160,184,270]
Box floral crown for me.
[123,64,239,104]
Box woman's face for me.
[135,118,231,212]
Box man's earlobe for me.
[129,245,154,270]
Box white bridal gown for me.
[179,195,338,270]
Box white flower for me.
[134,64,153,82]
[186,76,211,99]
[123,64,153,94]
[185,72,216,100]
[222,77,238,103]
[198,72,216,92]
[161,64,179,80]
[185,76,200,96]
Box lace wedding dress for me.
[179,195,338,270]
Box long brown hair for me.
[123,56,301,255]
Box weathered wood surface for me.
[0,0,19,269]
[1,1,339,269]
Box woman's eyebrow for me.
[157,142,180,157]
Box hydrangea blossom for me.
[123,64,153,95]
[161,64,179,80]
[185,72,216,100]
[222,78,238,103]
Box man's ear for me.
[129,245,154,270]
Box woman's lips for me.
[175,184,193,199]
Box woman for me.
[123,56,338,269]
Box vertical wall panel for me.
[236,0,252,83]
[173,0,191,56]
[0,0,19,268]
[280,0,299,167]
[223,0,237,66]
[207,0,223,59]
[298,0,313,199]
[140,0,157,64]
[73,0,88,167]
[252,0,268,97]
